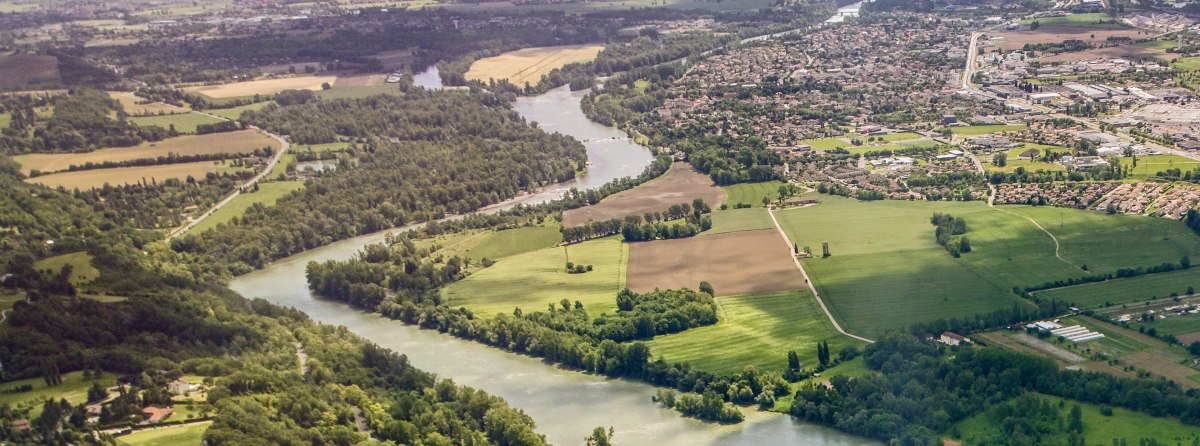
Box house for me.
[785,197,820,206]
[168,379,199,395]
[10,419,29,432]
[142,406,173,424]
[938,332,972,346]
[942,114,958,125]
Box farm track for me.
[766,206,874,344]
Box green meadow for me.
[191,181,306,233]
[34,251,100,285]
[0,371,116,417]
[1036,268,1200,309]
[117,421,211,446]
[1116,154,1200,180]
[723,180,785,207]
[204,101,273,120]
[467,224,563,261]
[647,290,858,374]
[128,112,224,134]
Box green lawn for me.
[117,421,211,446]
[723,180,786,208]
[953,393,1200,445]
[1020,13,1129,29]
[127,112,225,134]
[1116,154,1200,180]
[190,181,305,234]
[34,251,100,285]
[985,144,1069,173]
[646,291,860,373]
[204,101,273,120]
[850,140,942,156]
[950,124,1027,136]
[467,224,563,261]
[292,142,351,154]
[874,132,924,142]
[774,357,871,413]
[0,371,116,417]
[1037,268,1200,309]
[442,236,626,317]
[707,207,775,234]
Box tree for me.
[87,381,108,403]
[586,426,614,446]
[993,152,1007,167]
[698,281,715,296]
[762,195,771,207]
[787,350,800,370]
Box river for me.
[231,57,874,446]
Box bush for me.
[1099,404,1113,416]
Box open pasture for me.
[465,44,604,86]
[562,163,725,227]
[722,180,784,208]
[128,112,225,134]
[646,290,859,373]
[1036,267,1199,309]
[707,207,775,234]
[26,161,221,190]
[467,224,563,261]
[34,251,100,285]
[0,371,116,417]
[442,237,625,317]
[109,91,188,115]
[182,75,337,98]
[1116,154,1200,179]
[16,129,279,175]
[991,26,1145,51]
[0,53,59,90]
[204,101,274,120]
[191,181,306,233]
[626,229,804,297]
[116,421,211,446]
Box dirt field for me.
[626,229,805,297]
[16,129,279,175]
[0,53,59,90]
[182,75,338,98]
[333,74,386,87]
[1037,45,1164,62]
[1123,351,1200,389]
[466,44,604,86]
[991,26,1148,51]
[563,164,725,227]
[1179,331,1200,344]
[26,161,220,190]
[108,91,188,115]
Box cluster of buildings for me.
[994,181,1119,207]
[1028,320,1107,344]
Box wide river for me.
[231,63,875,446]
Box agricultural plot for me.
[314,83,402,100]
[442,237,625,317]
[1038,45,1165,63]
[34,251,100,285]
[1062,316,1200,388]
[953,393,1200,445]
[1036,268,1199,309]
[991,26,1145,51]
[467,224,562,261]
[0,53,59,90]
[182,75,337,99]
[116,421,211,446]
[626,229,804,297]
[0,371,116,418]
[16,129,279,175]
[722,180,785,208]
[109,92,187,115]
[465,44,604,86]
[562,164,725,227]
[190,181,306,233]
[798,137,851,150]
[294,142,351,154]
[26,161,220,190]
[646,290,859,373]
[204,101,273,120]
[128,112,225,134]
[707,207,775,234]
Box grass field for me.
[1036,268,1200,309]
[0,371,116,417]
[563,164,724,226]
[1020,12,1130,29]
[647,291,859,373]
[442,236,625,317]
[0,112,10,128]
[204,101,273,120]
[15,129,279,175]
[265,154,295,181]
[466,44,604,86]
[468,224,562,261]
[34,251,100,285]
[1135,313,1200,338]
[190,181,305,233]
[707,207,775,234]
[949,124,1027,135]
[1117,154,1200,180]
[984,144,1069,173]
[182,76,337,99]
[116,421,211,446]
[798,137,851,150]
[26,161,221,190]
[128,112,225,134]
[723,180,785,208]
[1061,316,1200,387]
[953,393,1200,445]
[293,142,351,154]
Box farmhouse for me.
[169,379,199,395]
[784,197,820,207]
[938,332,972,346]
[141,406,173,424]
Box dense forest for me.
[170,90,586,274]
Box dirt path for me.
[295,342,308,375]
[0,309,8,324]
[766,206,874,344]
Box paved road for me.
[766,206,874,344]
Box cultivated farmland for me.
[16,129,279,175]
[26,161,221,190]
[562,164,725,226]
[442,236,625,317]
[128,112,225,134]
[626,229,803,297]
[647,290,859,373]
[1036,268,1200,309]
[991,26,1145,51]
[204,101,273,120]
[108,91,187,115]
[465,44,604,86]
[182,75,337,98]
[708,207,775,234]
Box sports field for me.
[34,251,100,285]
[26,161,220,190]
[647,290,859,373]
[466,44,604,86]
[128,112,225,134]
[1036,268,1199,309]
[204,101,273,120]
[117,421,211,446]
[182,75,337,98]
[442,236,625,317]
[722,180,785,208]
[109,91,188,115]
[562,163,725,227]
[15,129,279,175]
[626,229,804,297]
[190,181,306,233]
